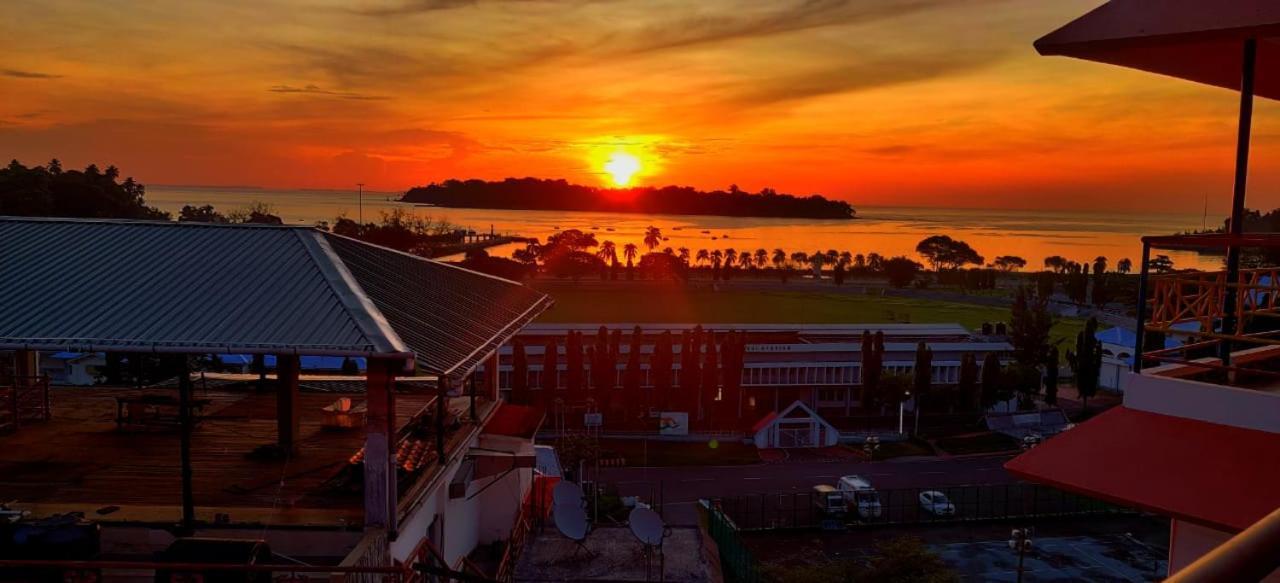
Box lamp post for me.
[1009,527,1034,583]
[356,182,365,225]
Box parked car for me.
[838,475,882,519]
[918,490,956,516]
[811,485,845,516]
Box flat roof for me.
[520,323,972,335]
[0,217,551,379]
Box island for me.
[401,178,855,220]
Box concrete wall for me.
[1125,372,1280,433]
[1169,519,1280,581]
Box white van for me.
[838,475,883,519]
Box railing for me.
[0,558,410,583]
[0,374,50,433]
[703,500,764,583]
[335,528,391,583]
[715,482,1124,531]
[1166,506,1280,582]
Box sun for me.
[603,151,642,187]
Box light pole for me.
[356,182,365,225]
[1009,527,1033,583]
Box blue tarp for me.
[217,354,366,371]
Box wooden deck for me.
[0,385,447,526]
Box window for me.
[498,370,511,389]
[817,388,844,403]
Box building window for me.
[817,388,844,403]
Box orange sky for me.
[4,0,1280,213]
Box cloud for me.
[2,68,62,79]
[268,84,390,101]
[355,0,612,17]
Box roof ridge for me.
[292,229,410,357]
[0,216,316,229]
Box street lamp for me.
[1009,527,1034,583]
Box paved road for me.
[600,455,1017,524]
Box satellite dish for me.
[628,507,666,546]
[554,504,589,541]
[553,481,584,509]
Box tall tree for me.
[980,353,1002,412]
[719,331,746,419]
[511,340,529,405]
[643,226,662,252]
[700,332,720,424]
[1010,285,1054,366]
[1116,258,1133,274]
[958,353,979,412]
[915,235,984,271]
[1073,317,1103,416]
[993,255,1027,272]
[566,331,584,403]
[623,243,639,280]
[1043,345,1060,407]
[912,342,933,435]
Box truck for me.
[838,475,883,519]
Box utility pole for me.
[357,182,365,225]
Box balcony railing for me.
[1136,233,1280,384]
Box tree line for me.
[402,177,856,219]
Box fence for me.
[716,482,1124,531]
[702,500,763,583]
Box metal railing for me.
[703,500,763,583]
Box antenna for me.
[554,503,593,558]
[553,481,585,509]
[629,507,669,582]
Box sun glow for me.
[603,151,642,187]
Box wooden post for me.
[13,350,37,382]
[364,359,397,533]
[276,354,300,452]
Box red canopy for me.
[1036,1,1280,99]
[1005,406,1280,532]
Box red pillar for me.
[364,359,397,533]
[276,354,300,452]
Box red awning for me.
[750,411,778,434]
[1036,1,1280,100]
[483,403,544,439]
[1005,406,1280,532]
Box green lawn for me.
[535,286,1084,357]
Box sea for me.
[145,185,1220,270]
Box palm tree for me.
[854,253,866,269]
[663,246,674,255]
[867,252,884,271]
[809,251,826,277]
[623,243,638,266]
[710,249,723,267]
[824,249,838,265]
[695,248,709,266]
[677,247,690,265]
[1116,258,1132,274]
[838,251,853,268]
[790,251,808,266]
[771,249,787,269]
[738,252,752,269]
[643,226,662,252]
[753,248,768,269]
[597,240,617,264]
[724,248,737,267]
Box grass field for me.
[534,285,1086,356]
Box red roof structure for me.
[1005,407,1280,532]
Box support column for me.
[13,349,37,382]
[486,351,500,401]
[177,356,195,533]
[276,354,300,452]
[364,359,397,534]
[1222,38,1258,365]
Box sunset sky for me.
[5,0,1280,212]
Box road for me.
[600,455,1017,524]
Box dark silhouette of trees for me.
[638,252,687,281]
[1150,254,1175,273]
[700,332,719,423]
[1010,286,1054,366]
[958,353,979,411]
[402,177,855,219]
[1,159,168,219]
[980,353,1002,411]
[653,331,674,411]
[993,255,1027,271]
[1070,317,1103,416]
[859,330,884,409]
[566,331,584,402]
[624,327,643,416]
[882,256,923,288]
[678,330,699,412]
[912,341,932,435]
[1044,345,1059,406]
[1116,258,1133,274]
[542,337,558,407]
[719,331,745,419]
[179,204,228,223]
[916,235,983,271]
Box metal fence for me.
[703,500,763,583]
[715,482,1125,531]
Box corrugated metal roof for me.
[0,217,550,379]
